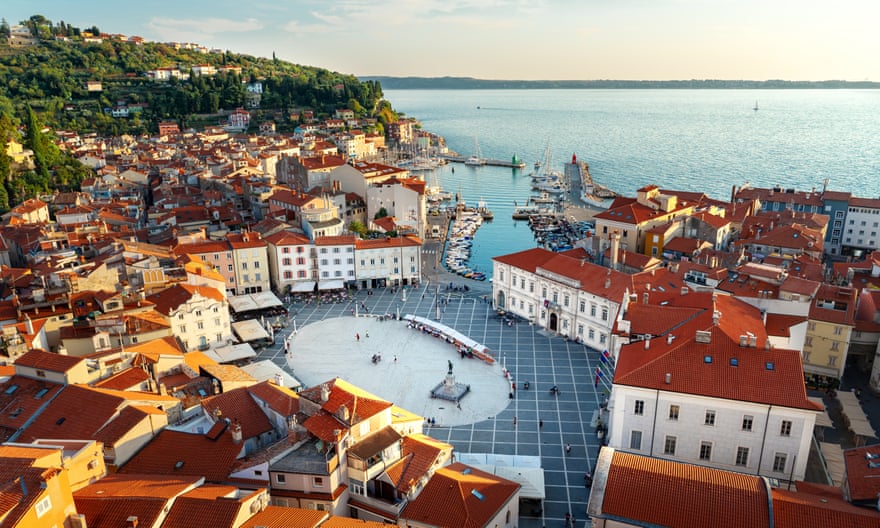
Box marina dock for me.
[441,154,526,169]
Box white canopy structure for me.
[228,291,284,314]
[318,279,346,290]
[404,315,490,356]
[837,391,877,444]
[290,281,317,293]
[205,342,257,364]
[241,360,303,390]
[231,319,271,343]
[456,453,545,500]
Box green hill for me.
[0,14,395,211]
[0,15,386,137]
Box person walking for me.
[365,330,369,338]
[356,333,360,342]
[565,443,572,454]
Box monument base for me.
[430,381,470,402]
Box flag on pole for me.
[600,349,608,364]
[594,367,603,387]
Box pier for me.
[441,154,526,169]
[564,154,617,205]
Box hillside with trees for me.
[0,14,390,210]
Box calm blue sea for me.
[385,89,880,275]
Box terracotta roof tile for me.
[92,367,150,390]
[14,349,84,373]
[247,380,299,417]
[239,505,327,527]
[384,433,452,494]
[0,376,64,442]
[772,487,880,528]
[843,445,880,503]
[162,485,259,528]
[119,429,243,482]
[201,387,273,440]
[73,474,202,528]
[615,293,819,411]
[17,384,125,443]
[596,449,770,528]
[401,462,519,528]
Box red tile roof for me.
[73,474,202,528]
[240,505,327,527]
[146,283,225,316]
[92,367,150,390]
[201,387,273,440]
[615,293,820,410]
[596,449,770,527]
[0,376,64,442]
[401,462,519,528]
[772,487,880,528]
[384,433,452,494]
[843,445,880,503]
[247,380,299,417]
[17,384,126,443]
[162,485,260,528]
[119,429,243,483]
[14,349,84,373]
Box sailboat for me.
[464,136,483,166]
[753,100,759,111]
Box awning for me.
[250,291,283,308]
[205,342,257,364]
[318,279,345,290]
[808,397,834,428]
[456,453,545,500]
[403,315,490,355]
[228,291,284,313]
[241,360,303,390]
[231,319,271,342]
[290,281,316,293]
[838,391,877,441]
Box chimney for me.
[749,335,757,348]
[666,334,674,345]
[609,231,620,271]
[665,372,671,384]
[320,383,330,402]
[740,335,748,347]
[68,514,88,528]
[644,338,651,350]
[273,373,284,386]
[604,278,611,289]
[712,310,721,325]
[25,315,34,335]
[642,292,649,305]
[126,516,139,528]
[231,420,243,444]
[680,287,689,296]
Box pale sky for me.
[5,0,879,81]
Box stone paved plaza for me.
[254,281,605,527]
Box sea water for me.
[385,89,880,275]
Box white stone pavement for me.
[286,315,511,427]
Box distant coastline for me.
[364,77,880,90]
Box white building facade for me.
[608,385,816,481]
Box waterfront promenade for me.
[255,281,604,526]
